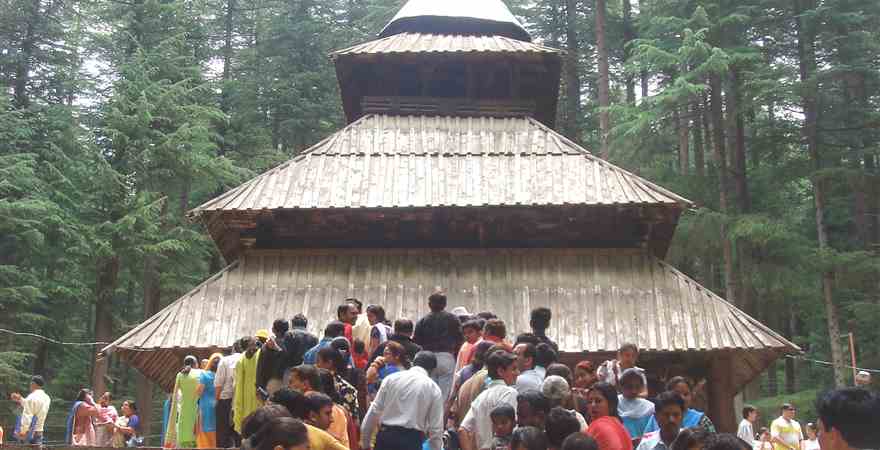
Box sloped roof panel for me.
[332,33,559,57]
[190,115,690,215]
[103,248,798,391]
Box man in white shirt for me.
[737,404,758,446]
[514,343,543,394]
[214,338,243,448]
[361,351,444,450]
[16,375,50,445]
[460,350,520,450]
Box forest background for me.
[0,0,878,442]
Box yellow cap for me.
[255,329,270,339]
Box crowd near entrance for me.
[4,295,877,450]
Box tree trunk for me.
[641,71,649,98]
[595,0,611,159]
[676,106,690,175]
[692,101,706,177]
[710,73,736,304]
[14,0,43,108]
[726,68,751,212]
[563,0,581,141]
[784,303,798,393]
[767,360,779,396]
[622,0,636,104]
[795,0,846,387]
[93,255,120,397]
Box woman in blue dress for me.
[195,353,222,448]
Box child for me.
[755,427,773,450]
[490,404,516,450]
[616,368,654,443]
[801,423,819,450]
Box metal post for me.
[848,332,857,384]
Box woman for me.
[642,376,715,438]
[801,423,819,450]
[250,417,309,450]
[166,355,202,448]
[67,389,99,446]
[617,369,654,443]
[585,382,632,450]
[113,400,141,448]
[365,341,409,396]
[366,305,392,356]
[317,369,350,448]
[96,392,119,447]
[195,353,222,448]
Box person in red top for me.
[585,382,632,450]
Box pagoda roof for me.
[189,114,690,217]
[102,248,799,391]
[332,33,560,58]
[379,0,531,42]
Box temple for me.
[103,0,798,432]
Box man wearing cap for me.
[770,403,803,450]
[854,371,872,389]
[15,375,50,445]
[413,291,463,400]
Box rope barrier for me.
[784,354,880,374]
[0,329,109,347]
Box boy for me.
[490,404,516,450]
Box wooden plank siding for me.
[103,248,797,392]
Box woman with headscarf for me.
[67,389,99,446]
[166,355,202,448]
[196,353,222,448]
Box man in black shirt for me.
[369,318,422,363]
[256,318,290,395]
[280,314,318,385]
[413,291,463,401]
[530,307,559,353]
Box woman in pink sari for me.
[68,389,99,446]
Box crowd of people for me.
[4,292,878,450]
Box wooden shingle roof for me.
[189,115,690,217]
[102,248,798,391]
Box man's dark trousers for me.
[375,425,424,450]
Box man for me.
[545,407,582,450]
[413,291,463,400]
[303,392,336,432]
[770,403,803,450]
[482,319,513,352]
[514,343,543,394]
[517,390,550,429]
[737,404,758,445]
[456,319,483,372]
[854,371,872,389]
[370,318,422,363]
[459,350,520,450]
[256,318,290,395]
[361,351,444,450]
[449,341,496,427]
[303,321,346,365]
[534,343,558,379]
[337,303,358,344]
[281,314,318,382]
[270,388,347,450]
[596,342,646,395]
[637,391,685,449]
[215,338,243,447]
[530,307,559,353]
[15,375,50,445]
[816,387,879,450]
[233,336,261,436]
[289,364,322,393]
